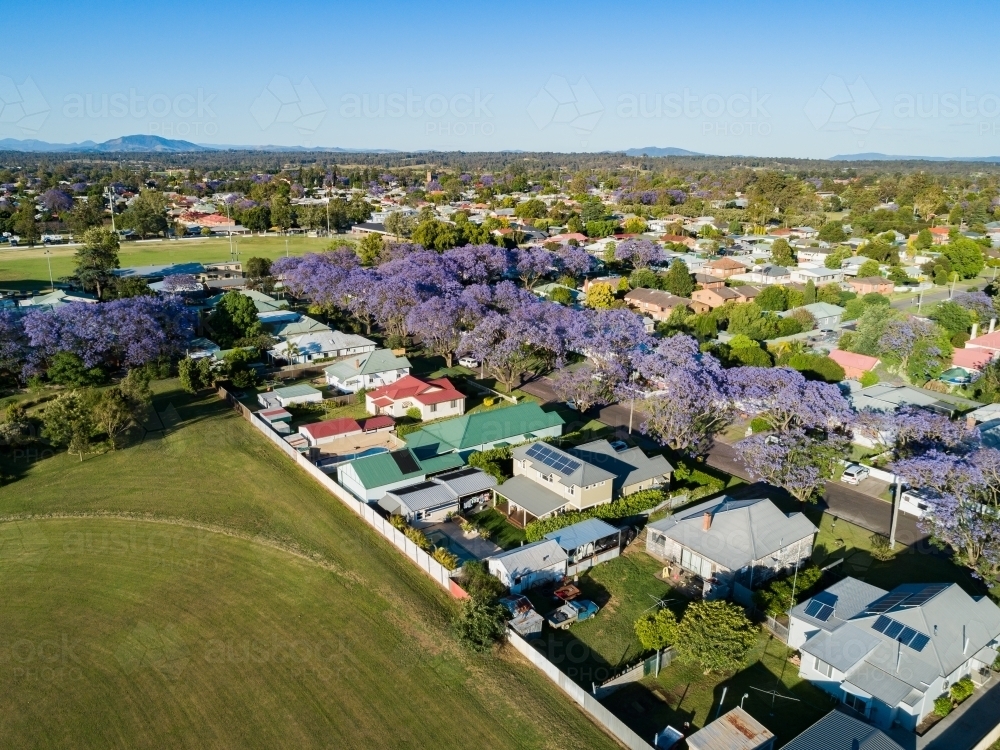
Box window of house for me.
[430,403,437,413]
[814,657,834,678]
[450,400,457,408]
[843,692,867,713]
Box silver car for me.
[841,464,870,485]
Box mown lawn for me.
[0,234,329,291]
[0,380,620,750]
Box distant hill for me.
[622,146,704,157]
[0,134,212,153]
[830,152,1000,163]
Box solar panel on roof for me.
[390,449,421,475]
[884,620,904,639]
[898,626,919,646]
[909,633,930,652]
[872,615,892,633]
[902,583,949,607]
[871,615,931,652]
[864,592,912,616]
[525,443,580,477]
[804,600,835,622]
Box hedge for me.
[524,489,666,541]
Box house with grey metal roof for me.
[782,709,902,750]
[377,468,497,527]
[779,301,845,330]
[543,518,621,575]
[685,706,774,750]
[495,441,616,525]
[324,349,411,393]
[645,496,816,600]
[568,439,673,496]
[792,580,1000,732]
[270,329,376,365]
[257,383,323,409]
[487,539,568,594]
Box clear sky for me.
[3,0,999,158]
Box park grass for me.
[0,379,621,750]
[0,234,331,292]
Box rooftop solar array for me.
[862,583,950,616]
[872,615,931,652]
[804,599,834,622]
[525,442,581,477]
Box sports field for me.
[0,234,330,291]
[0,382,620,749]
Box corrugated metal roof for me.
[435,467,497,496]
[488,539,567,578]
[782,709,903,750]
[569,439,673,490]
[686,707,773,750]
[273,383,322,399]
[349,448,425,488]
[405,403,563,453]
[495,475,568,518]
[544,518,619,551]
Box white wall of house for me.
[367,395,465,420]
[336,463,425,502]
[299,426,362,447]
[488,559,566,594]
[276,392,323,407]
[328,367,411,393]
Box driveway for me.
[519,374,559,404]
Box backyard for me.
[0,379,621,750]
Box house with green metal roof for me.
[324,349,411,393]
[336,447,465,501]
[405,402,564,460]
[257,383,323,409]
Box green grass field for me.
[0,235,333,291]
[0,380,620,749]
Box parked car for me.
[841,464,870,485]
[900,489,931,518]
[458,357,480,369]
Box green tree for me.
[914,228,933,250]
[672,600,758,674]
[452,598,508,653]
[661,259,694,298]
[634,608,677,652]
[817,222,846,243]
[0,403,31,447]
[112,276,154,299]
[209,291,263,347]
[178,357,214,394]
[245,256,273,283]
[856,259,882,278]
[270,195,293,230]
[930,301,973,335]
[357,232,385,266]
[585,219,618,238]
[514,198,547,219]
[119,190,168,237]
[41,390,97,461]
[824,247,852,270]
[769,238,795,267]
[47,352,104,386]
[787,353,845,382]
[585,282,617,310]
[548,286,574,305]
[72,227,120,299]
[66,198,105,233]
[242,205,271,232]
[803,279,816,304]
[942,237,985,279]
[13,200,40,246]
[755,285,788,311]
[629,268,660,290]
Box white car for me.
[841,464,870,485]
[458,357,480,369]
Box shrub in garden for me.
[934,695,953,717]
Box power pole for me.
[889,475,901,549]
[107,187,116,233]
[44,247,53,290]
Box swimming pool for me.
[425,531,477,565]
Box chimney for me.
[971,323,979,340]
[991,318,997,334]
[702,512,713,531]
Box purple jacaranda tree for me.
[406,296,483,367]
[878,316,936,370]
[614,239,663,269]
[0,310,29,379]
[459,312,535,392]
[442,244,511,284]
[576,308,654,383]
[729,366,852,432]
[952,291,996,322]
[272,249,359,308]
[378,242,421,264]
[378,250,461,299]
[892,449,1000,577]
[24,302,112,370]
[161,274,200,292]
[489,280,540,313]
[41,189,73,213]
[738,427,850,503]
[553,244,595,278]
[344,269,379,334]
[638,335,733,456]
[514,247,556,290]
[550,363,611,413]
[516,300,585,371]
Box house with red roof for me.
[828,349,879,380]
[928,226,951,245]
[966,330,1000,356]
[365,375,466,421]
[954,345,996,371]
[298,415,395,447]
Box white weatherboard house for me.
[257,383,323,409]
[324,349,411,393]
[790,578,1000,732]
[488,540,568,594]
[270,330,376,364]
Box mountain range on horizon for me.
[3,135,1000,163]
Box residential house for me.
[350,222,390,236]
[260,313,331,339]
[791,579,1000,731]
[257,383,323,409]
[623,288,691,321]
[964,330,1000,357]
[298,416,392,447]
[690,285,760,313]
[567,439,673,496]
[848,383,981,417]
[929,226,951,245]
[790,265,845,285]
[487,539,568,594]
[685,707,775,750]
[693,273,725,289]
[495,441,616,525]
[270,330,377,364]
[583,275,625,293]
[404,402,564,461]
[953,346,994,373]
[377,467,497,526]
[782,709,903,750]
[796,247,836,265]
[732,265,791,286]
[704,257,749,279]
[791,226,819,240]
[645,496,817,600]
[324,349,412,393]
[660,233,696,248]
[543,518,622,576]
[186,337,221,359]
[828,349,879,380]
[780,302,845,330]
[365,375,465,421]
[336,447,464,501]
[848,277,894,295]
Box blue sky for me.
[3,0,998,158]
